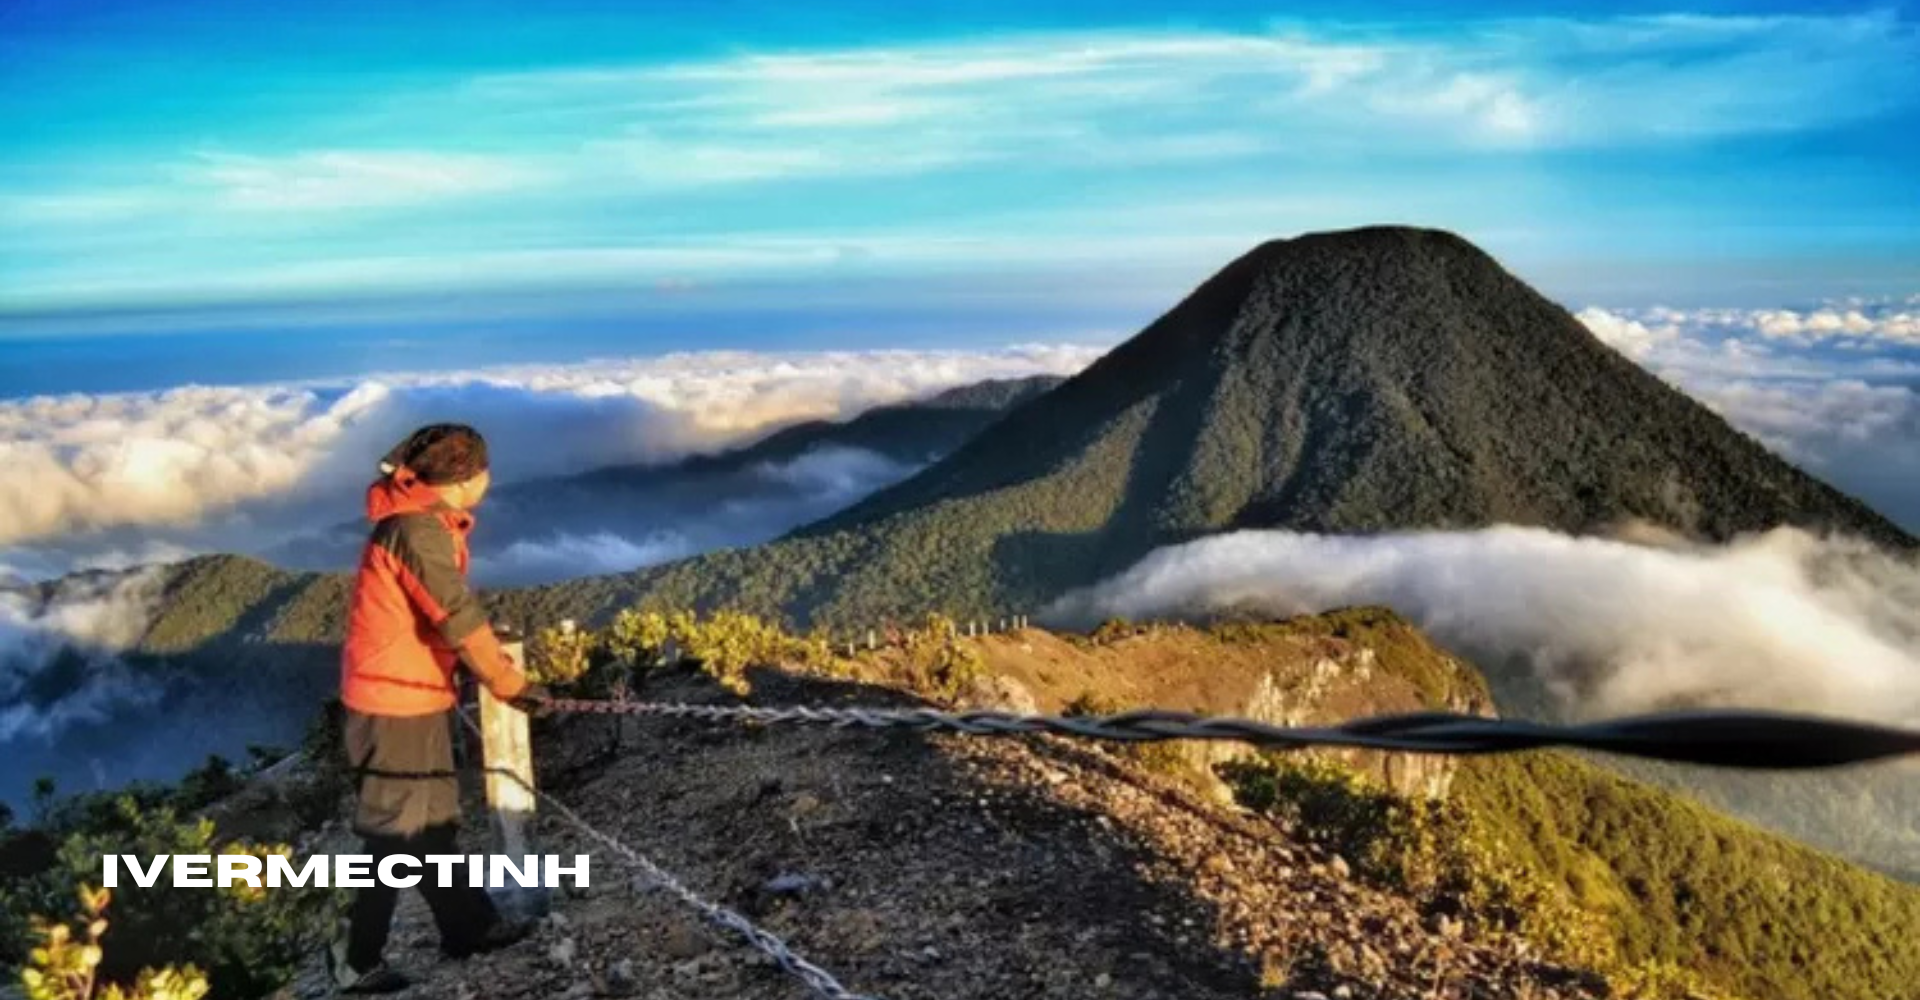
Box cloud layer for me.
[465,446,923,586]
[1046,526,1920,726]
[1576,299,1920,532]
[0,568,165,742]
[0,344,1103,573]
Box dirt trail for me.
[286,668,1602,1000]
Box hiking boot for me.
[441,916,534,960]
[339,964,412,995]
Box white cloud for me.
[1045,526,1920,726]
[181,150,543,211]
[14,10,1914,249]
[469,12,1918,164]
[483,530,696,582]
[1574,306,1679,359]
[748,445,917,497]
[0,344,1103,562]
[1576,300,1920,532]
[0,568,166,741]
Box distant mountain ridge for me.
[265,375,1064,583]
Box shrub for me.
[173,759,242,814]
[604,609,674,676]
[13,798,340,999]
[20,884,209,1000]
[1089,618,1137,644]
[590,608,837,696]
[1219,755,1455,891]
[528,621,597,687]
[1219,755,1682,993]
[896,614,987,701]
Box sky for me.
[4,0,1920,332]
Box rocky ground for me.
[281,663,1609,1000]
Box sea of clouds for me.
[0,568,167,744]
[1046,525,1920,726]
[0,344,1105,581]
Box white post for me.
[481,628,548,917]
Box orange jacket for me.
[340,468,525,716]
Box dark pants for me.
[345,822,499,970]
[343,709,499,970]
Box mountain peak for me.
[596,225,1909,628]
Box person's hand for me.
[509,683,554,718]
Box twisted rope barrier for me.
[542,699,1920,769]
[453,711,884,1000]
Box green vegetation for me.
[527,606,995,703]
[4,797,338,1000]
[1223,750,1920,1000]
[893,613,988,701]
[1452,753,1920,1000]
[4,745,344,1000]
[21,885,209,1000]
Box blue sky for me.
[3,1,1920,331]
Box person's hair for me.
[380,424,489,486]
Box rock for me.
[660,921,712,960]
[603,958,637,997]
[1329,855,1351,879]
[1094,972,1112,988]
[764,872,824,896]
[961,674,1039,714]
[1293,992,1330,1000]
[548,935,578,969]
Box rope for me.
[539,699,1920,769]
[454,711,884,1000]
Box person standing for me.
[329,424,549,993]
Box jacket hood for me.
[364,468,473,530]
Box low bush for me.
[5,798,339,1000]
[21,884,209,1000]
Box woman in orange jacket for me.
[329,423,548,994]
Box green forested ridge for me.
[1450,752,1920,1000]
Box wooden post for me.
[481,625,549,917]
[867,629,877,651]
